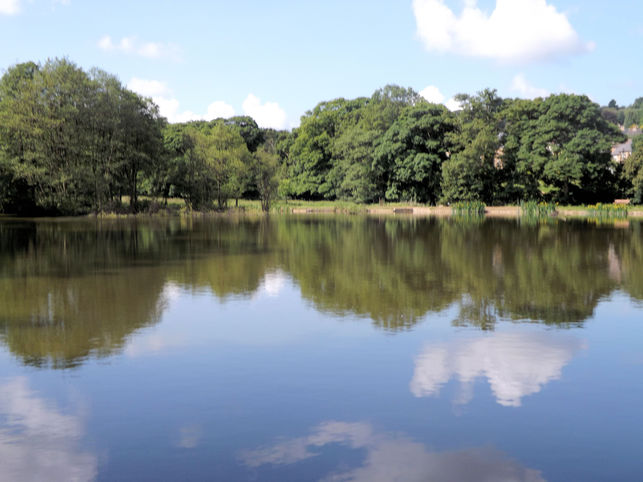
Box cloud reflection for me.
[411,332,584,407]
[240,421,544,481]
[0,377,97,482]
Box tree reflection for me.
[278,218,457,330]
[0,216,642,368]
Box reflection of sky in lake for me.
[0,377,97,482]
[411,332,586,407]
[240,421,545,481]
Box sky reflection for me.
[0,377,97,482]
[240,421,545,481]
[411,331,585,406]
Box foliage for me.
[1,58,641,215]
[253,147,280,212]
[520,201,557,218]
[451,201,486,216]
[0,59,164,215]
[623,138,643,203]
[440,90,504,204]
[373,103,456,204]
[588,203,629,219]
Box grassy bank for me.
[4,198,642,220]
[93,198,643,219]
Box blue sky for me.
[1,0,641,128]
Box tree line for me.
[1,59,642,215]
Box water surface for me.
[1,216,642,481]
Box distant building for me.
[612,139,632,163]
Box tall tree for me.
[374,103,456,204]
[510,94,624,203]
[441,89,504,204]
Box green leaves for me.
[0,59,164,214]
[374,103,456,204]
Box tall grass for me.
[451,201,486,216]
[588,203,629,219]
[520,201,556,218]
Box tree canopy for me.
[1,58,641,215]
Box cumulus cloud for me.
[98,35,181,61]
[242,94,288,130]
[420,85,445,104]
[444,97,463,111]
[127,77,236,123]
[0,377,97,481]
[206,101,236,120]
[511,74,549,99]
[419,85,462,111]
[0,0,20,15]
[127,78,172,98]
[410,331,585,407]
[127,79,288,127]
[240,421,544,481]
[412,0,593,63]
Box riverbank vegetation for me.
[1,59,643,216]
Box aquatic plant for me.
[451,201,486,217]
[588,203,629,219]
[520,201,557,218]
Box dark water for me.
[1,215,642,481]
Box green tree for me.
[373,103,456,204]
[510,94,624,203]
[225,116,265,153]
[253,147,280,212]
[623,137,643,203]
[287,97,367,199]
[441,89,504,204]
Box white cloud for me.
[98,35,181,61]
[240,421,545,481]
[419,86,462,111]
[0,0,20,15]
[445,97,463,111]
[127,80,289,127]
[511,73,549,99]
[206,101,236,120]
[127,78,235,123]
[242,94,288,130]
[127,78,172,98]
[412,0,593,63]
[420,85,462,112]
[420,85,445,104]
[0,377,97,482]
[410,331,584,407]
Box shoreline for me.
[3,203,643,220]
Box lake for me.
[1,215,642,481]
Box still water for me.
[0,215,642,481]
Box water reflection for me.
[0,377,97,482]
[411,332,585,406]
[0,266,168,368]
[240,421,545,481]
[1,217,642,368]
